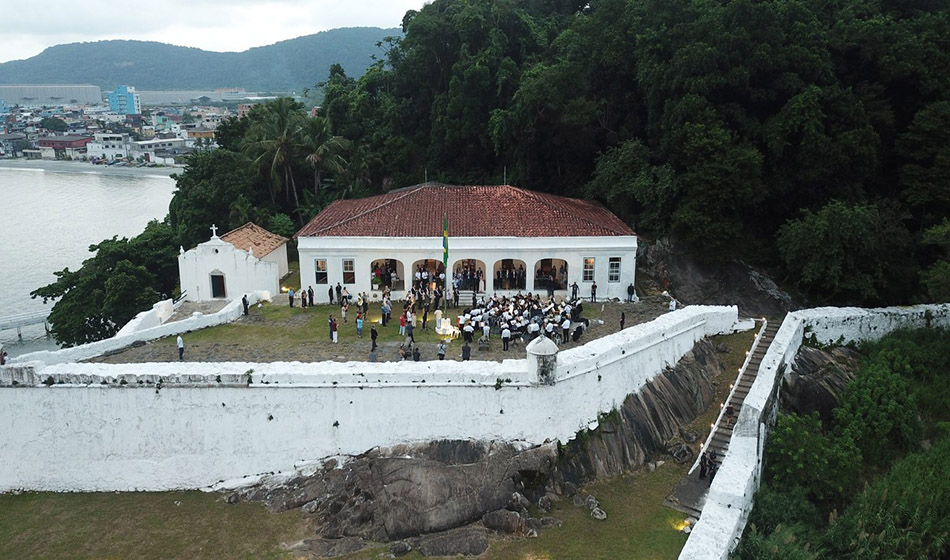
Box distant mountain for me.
[0,27,399,92]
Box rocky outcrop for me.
[640,237,796,317]
[229,440,557,541]
[227,338,726,549]
[552,339,722,485]
[783,345,861,424]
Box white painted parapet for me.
[679,303,950,560]
[9,291,271,367]
[0,306,738,492]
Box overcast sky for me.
[0,0,428,63]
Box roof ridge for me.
[306,186,425,236]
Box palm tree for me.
[243,98,305,213]
[300,116,348,197]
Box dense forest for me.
[0,28,398,91]
[734,329,950,559]
[32,0,950,346]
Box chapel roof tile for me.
[220,222,288,258]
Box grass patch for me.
[0,466,689,560]
[163,302,453,349]
[332,463,691,560]
[0,491,309,560]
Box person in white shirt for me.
[501,326,512,351]
[177,335,184,361]
[561,316,572,342]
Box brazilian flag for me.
[442,216,449,269]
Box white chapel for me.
[178,222,289,302]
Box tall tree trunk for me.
[288,166,303,223]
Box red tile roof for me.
[295,184,635,238]
[221,222,288,258]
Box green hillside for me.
[0,27,400,91]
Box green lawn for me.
[0,465,688,560]
[0,491,309,560]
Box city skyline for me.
[0,0,427,64]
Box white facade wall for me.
[86,133,130,160]
[0,306,738,492]
[178,237,280,302]
[298,235,637,302]
[262,244,289,279]
[679,303,950,560]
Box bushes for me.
[822,436,950,559]
[833,359,922,468]
[734,328,949,559]
[763,413,861,511]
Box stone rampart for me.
[0,306,739,492]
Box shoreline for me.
[0,158,180,178]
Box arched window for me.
[533,259,568,294]
[450,259,487,292]
[492,259,527,291]
[370,259,405,291]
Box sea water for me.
[0,164,175,357]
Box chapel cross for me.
[210,224,218,237]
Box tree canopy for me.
[33,0,950,344]
[319,0,950,304]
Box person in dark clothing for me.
[699,452,709,479]
[453,289,460,308]
[626,283,635,302]
[422,308,428,330]
[461,342,471,361]
[328,286,334,305]
[370,324,378,351]
[242,294,249,315]
[308,286,314,307]
[335,283,343,304]
[620,312,625,330]
[590,281,597,302]
[412,346,421,361]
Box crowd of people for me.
[454,291,589,349]
[229,259,660,364]
[453,263,485,292]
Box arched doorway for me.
[370,258,405,291]
[533,258,568,294]
[451,258,487,292]
[410,259,446,290]
[493,259,527,290]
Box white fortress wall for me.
[0,306,738,492]
[9,291,271,367]
[680,303,950,560]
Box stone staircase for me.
[665,318,782,519]
[453,289,484,305]
[705,320,780,459]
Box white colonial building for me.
[296,184,638,303]
[178,222,289,302]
